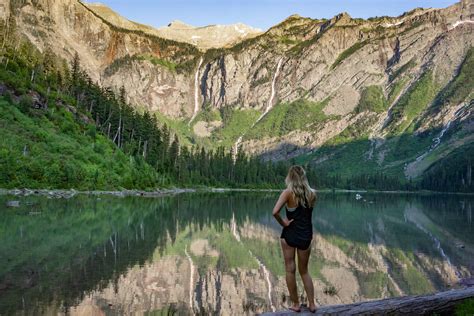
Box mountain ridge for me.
[85,1,263,50]
[1,0,473,190]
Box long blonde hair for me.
[285,165,315,208]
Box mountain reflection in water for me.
[0,192,472,315]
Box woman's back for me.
[286,188,316,209]
[283,201,313,242]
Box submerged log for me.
[262,287,474,315]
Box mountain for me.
[1,0,473,190]
[85,2,262,50]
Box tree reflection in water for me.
[0,192,472,315]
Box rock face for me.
[2,0,474,177]
[7,0,200,116]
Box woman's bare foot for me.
[308,304,317,313]
[288,303,301,312]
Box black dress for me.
[280,203,313,250]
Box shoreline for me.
[0,187,472,199]
[0,187,281,199]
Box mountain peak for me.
[85,3,261,49]
[167,20,194,29]
[335,12,352,21]
[287,14,303,19]
[86,2,107,7]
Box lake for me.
[0,192,472,315]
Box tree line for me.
[0,18,470,192]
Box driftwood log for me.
[261,287,474,315]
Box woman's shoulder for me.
[282,189,296,202]
[281,188,292,198]
[309,188,317,205]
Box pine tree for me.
[119,85,126,106]
[169,134,180,169]
[70,52,80,97]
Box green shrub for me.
[246,98,329,139]
[389,59,415,82]
[3,90,14,104]
[323,285,338,296]
[137,54,178,72]
[18,95,33,113]
[209,108,260,148]
[192,108,221,123]
[0,99,160,190]
[86,124,97,142]
[60,120,76,134]
[388,78,408,105]
[389,71,437,134]
[331,40,369,69]
[431,47,474,111]
[456,298,474,316]
[356,86,387,113]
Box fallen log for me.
[261,287,474,315]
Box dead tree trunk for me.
[262,287,474,316]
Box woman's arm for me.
[273,190,293,227]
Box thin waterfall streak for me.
[408,105,469,166]
[261,57,283,121]
[252,251,276,312]
[405,211,461,280]
[184,245,195,310]
[233,57,283,155]
[231,212,241,242]
[189,57,204,125]
[230,214,275,311]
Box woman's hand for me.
[282,218,294,227]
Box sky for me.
[87,0,459,31]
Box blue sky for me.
[87,0,458,30]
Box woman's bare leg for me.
[297,245,316,311]
[280,239,300,310]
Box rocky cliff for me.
[2,0,473,182]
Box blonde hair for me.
[285,165,315,208]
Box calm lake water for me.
[0,192,472,315]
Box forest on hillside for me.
[0,17,471,192]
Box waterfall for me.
[189,57,203,125]
[411,221,461,279]
[259,57,283,122]
[230,213,276,311]
[411,106,468,164]
[231,213,241,242]
[404,207,461,280]
[233,135,244,157]
[413,121,453,163]
[253,253,276,312]
[233,57,283,155]
[184,245,196,311]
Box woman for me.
[273,165,317,313]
